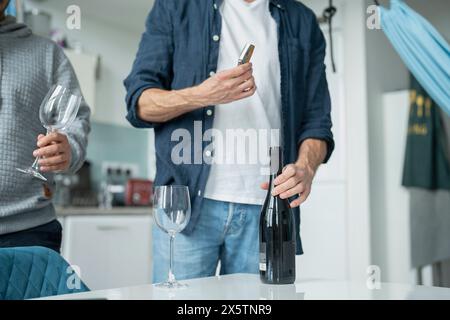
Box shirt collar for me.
[213,0,285,10]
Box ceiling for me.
[28,0,155,32]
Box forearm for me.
[136,63,255,124]
[65,102,90,173]
[137,87,207,123]
[296,139,328,174]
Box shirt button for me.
[206,109,213,116]
[213,3,218,10]
[198,190,202,197]
[209,71,216,77]
[205,150,212,157]
[212,35,220,42]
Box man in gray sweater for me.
[0,1,90,252]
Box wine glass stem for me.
[31,157,40,171]
[31,129,50,171]
[168,233,176,283]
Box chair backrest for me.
[0,246,89,300]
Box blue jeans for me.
[152,199,260,283]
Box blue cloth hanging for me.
[379,0,450,117]
[5,1,17,17]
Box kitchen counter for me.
[55,206,152,217]
[41,274,450,300]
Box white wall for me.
[381,91,415,284]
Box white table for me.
[42,274,450,300]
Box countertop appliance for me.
[99,168,152,208]
[125,179,153,206]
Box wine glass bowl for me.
[154,205,190,236]
[16,84,81,181]
[154,208,190,235]
[153,185,191,289]
[39,85,81,131]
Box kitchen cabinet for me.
[298,184,347,280]
[60,214,153,291]
[64,49,99,115]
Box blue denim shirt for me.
[124,0,335,255]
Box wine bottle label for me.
[259,262,267,272]
[259,247,266,272]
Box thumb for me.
[37,134,45,140]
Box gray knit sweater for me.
[0,16,91,235]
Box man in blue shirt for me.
[125,0,334,283]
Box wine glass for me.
[17,84,82,181]
[153,185,191,289]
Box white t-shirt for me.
[204,0,282,205]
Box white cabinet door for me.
[64,49,98,114]
[61,215,152,290]
[381,91,414,284]
[315,30,346,183]
[297,183,348,281]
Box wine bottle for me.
[259,147,296,284]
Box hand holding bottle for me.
[261,139,327,208]
[261,163,314,208]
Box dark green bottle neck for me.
[268,170,281,193]
[268,147,283,194]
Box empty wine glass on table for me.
[16,84,82,181]
[153,185,191,289]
